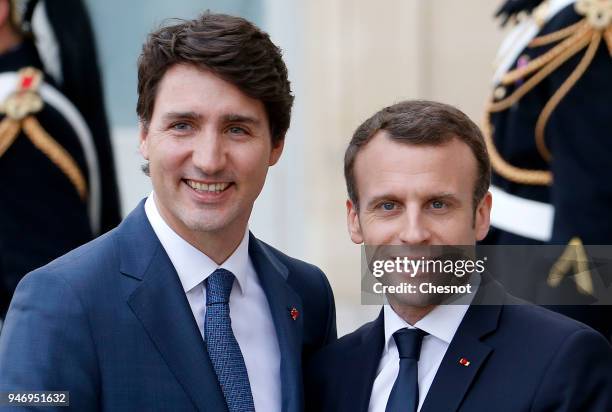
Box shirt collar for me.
[383,274,481,351]
[144,193,250,295]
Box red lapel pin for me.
[290,307,299,321]
[459,357,471,367]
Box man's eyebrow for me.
[365,192,461,208]
[222,113,261,125]
[425,192,462,204]
[162,111,202,122]
[365,194,403,209]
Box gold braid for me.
[485,13,608,185]
[501,21,590,85]
[529,19,587,47]
[0,67,88,200]
[482,109,553,185]
[604,26,612,54]
[535,31,602,161]
[22,116,87,200]
[0,118,20,157]
[490,29,592,113]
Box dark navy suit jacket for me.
[0,201,337,411]
[305,276,612,412]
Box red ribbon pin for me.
[290,307,299,321]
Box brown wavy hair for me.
[137,12,293,146]
[344,100,491,214]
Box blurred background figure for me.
[0,0,120,324]
[482,0,612,339]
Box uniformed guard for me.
[0,0,121,323]
[483,0,612,339]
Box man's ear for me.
[475,191,492,241]
[347,199,364,244]
[268,138,284,166]
[138,122,149,160]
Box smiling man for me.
[305,100,612,412]
[0,13,336,412]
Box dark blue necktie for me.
[204,268,255,412]
[385,328,428,412]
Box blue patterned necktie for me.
[385,328,428,412]
[204,268,255,412]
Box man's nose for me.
[398,211,431,245]
[192,130,227,174]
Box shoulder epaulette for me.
[0,67,87,200]
[495,0,547,27]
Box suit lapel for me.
[420,275,505,412]
[249,235,304,412]
[341,310,385,412]
[119,202,228,412]
[419,331,492,412]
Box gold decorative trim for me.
[547,237,594,296]
[502,21,590,84]
[529,19,587,47]
[0,67,88,200]
[0,67,43,120]
[490,29,592,113]
[0,117,20,157]
[22,116,87,200]
[487,11,610,174]
[575,0,612,30]
[482,108,552,186]
[535,31,602,162]
[604,26,612,54]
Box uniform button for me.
[494,86,507,100]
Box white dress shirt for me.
[368,276,480,412]
[145,194,281,412]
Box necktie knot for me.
[206,268,235,305]
[393,328,427,361]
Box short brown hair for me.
[137,12,293,146]
[344,100,491,212]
